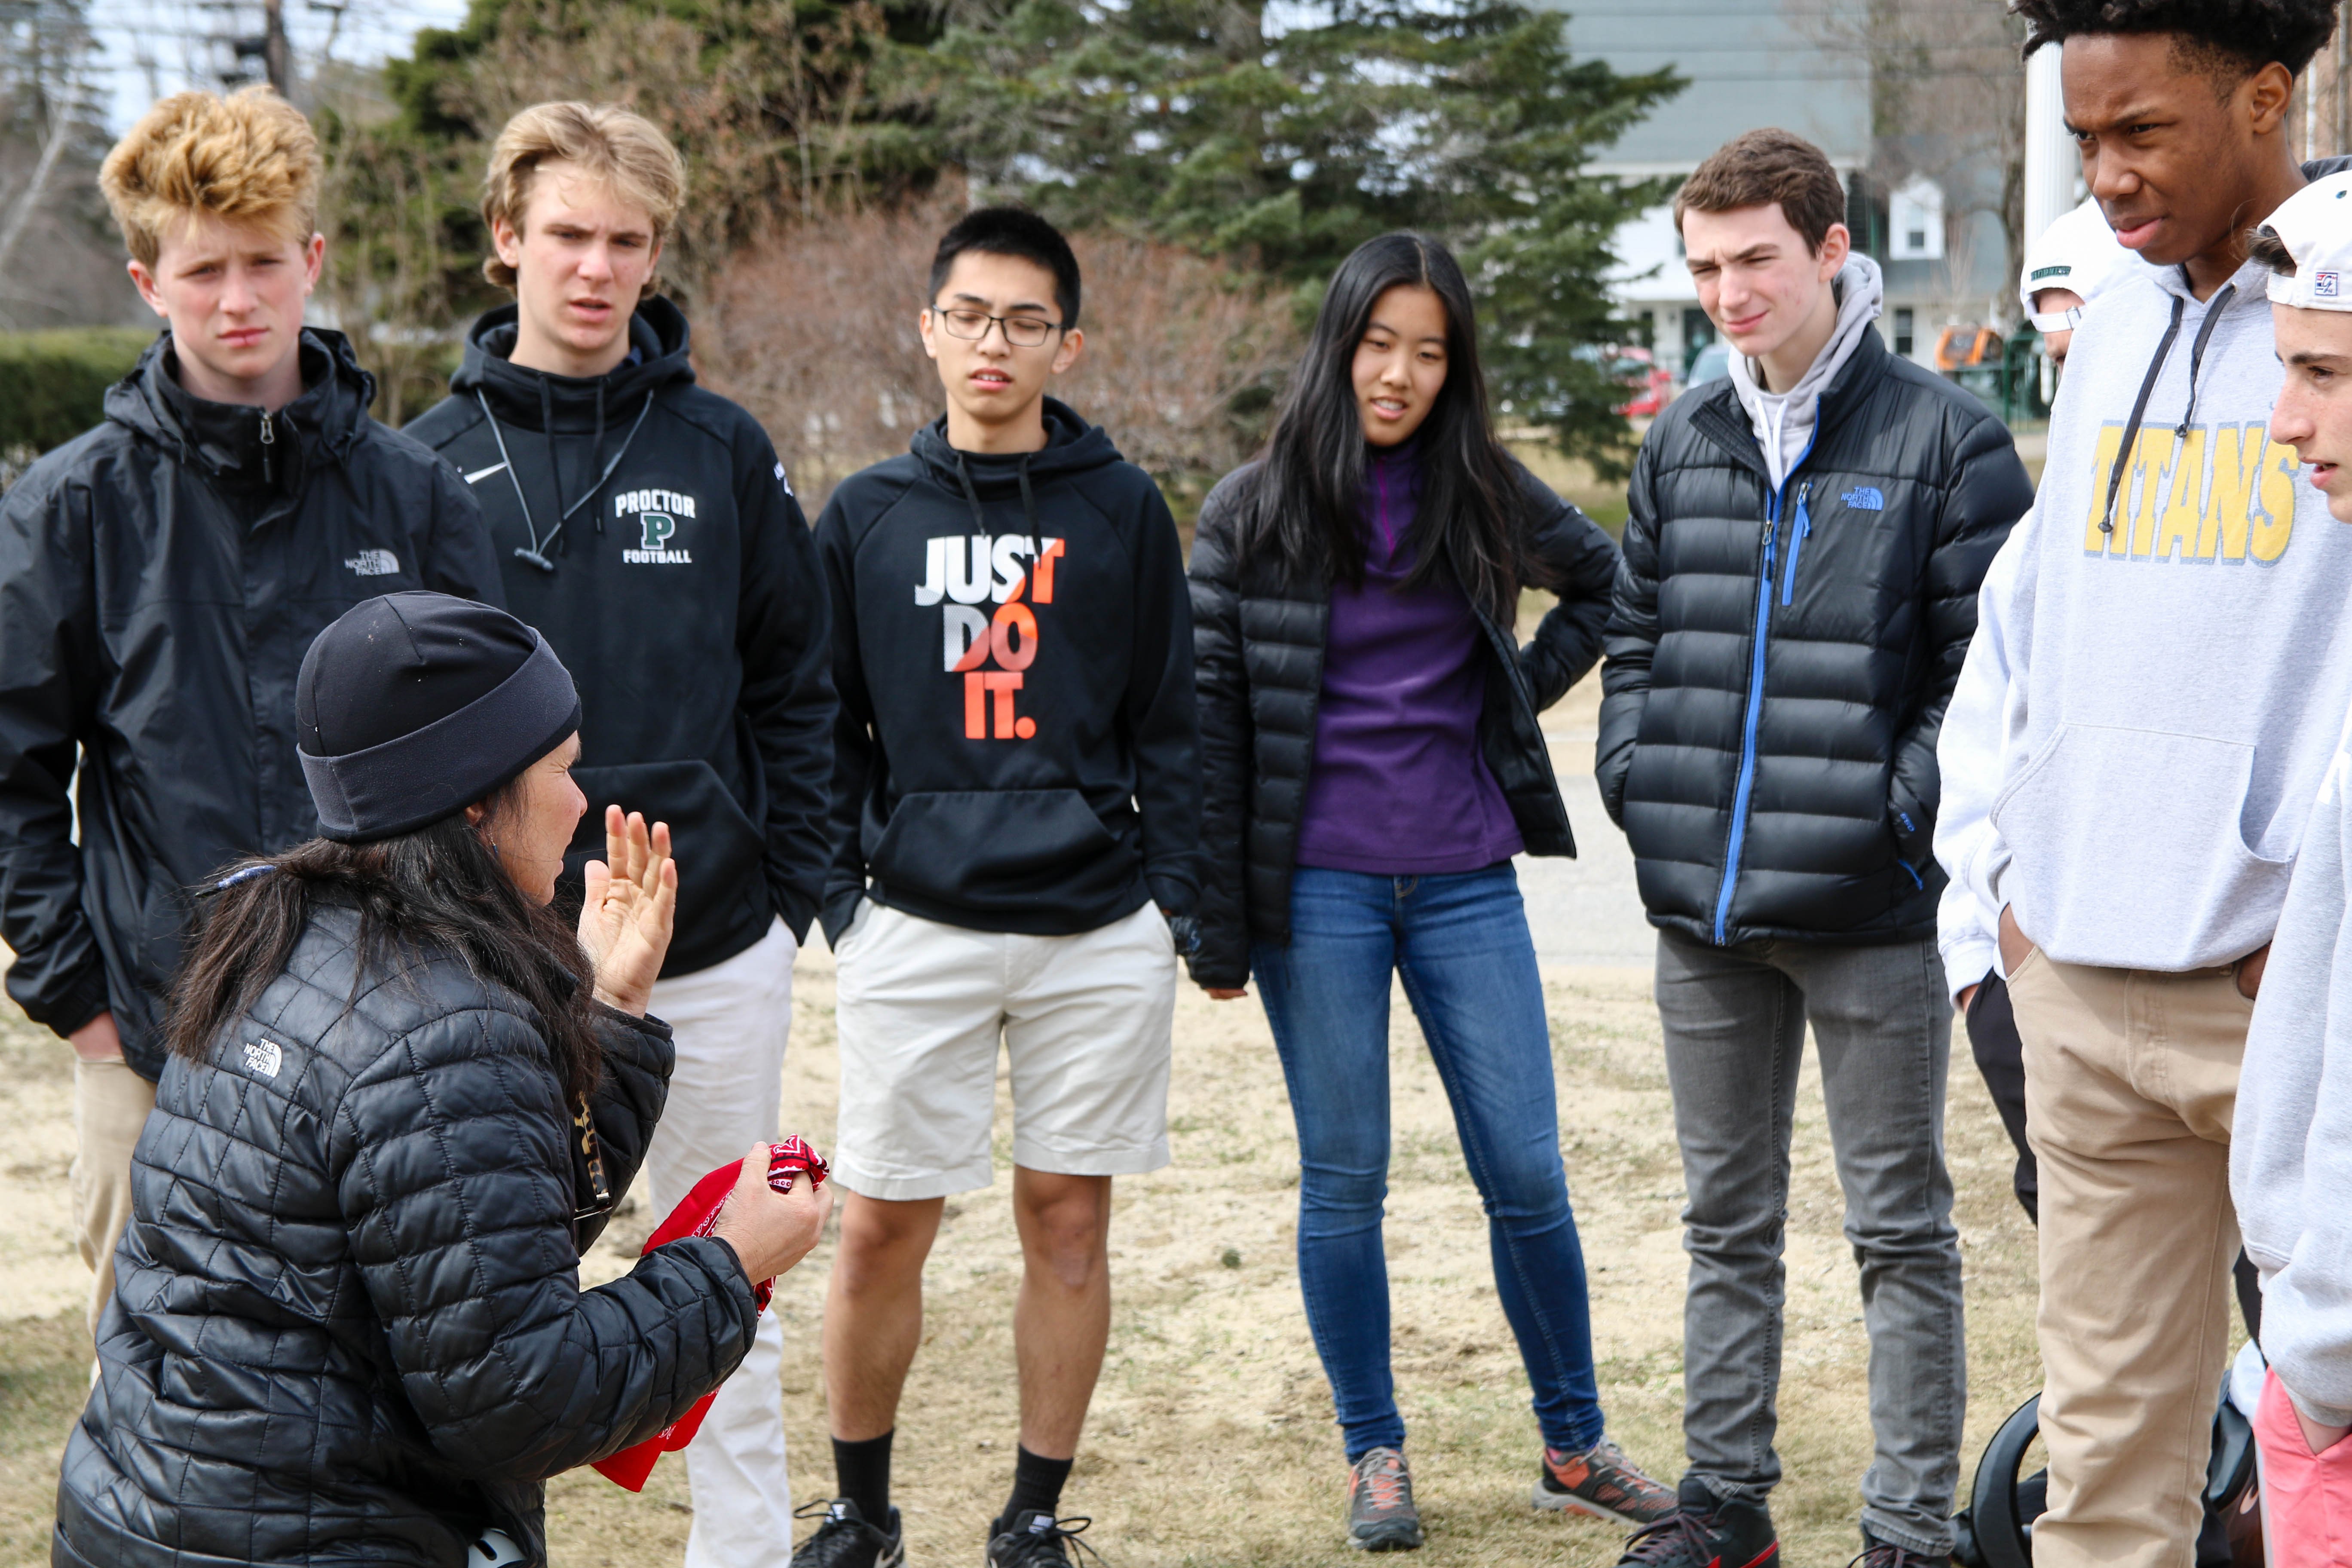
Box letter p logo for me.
[640,512,677,551]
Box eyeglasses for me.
[933,306,1064,348]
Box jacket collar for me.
[105,327,373,484]
[1689,322,1892,486]
[448,297,696,431]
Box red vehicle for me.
[1610,345,1675,417]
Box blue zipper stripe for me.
[1780,484,1812,606]
[1712,430,1822,945]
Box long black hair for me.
[1242,231,1527,623]
[167,780,604,1102]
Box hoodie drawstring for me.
[2100,293,2186,534]
[2173,282,2236,439]
[536,380,568,551]
[476,387,658,573]
[590,381,608,535]
[1016,453,1039,536]
[952,453,990,535]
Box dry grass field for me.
[0,936,2046,1568]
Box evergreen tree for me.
[931,0,1682,468]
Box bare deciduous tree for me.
[1787,0,2030,299]
[696,191,1298,513]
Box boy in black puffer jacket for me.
[1596,131,2030,1568]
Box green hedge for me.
[0,328,157,454]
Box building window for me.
[1895,307,1916,358]
[1889,178,1945,260]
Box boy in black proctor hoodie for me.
[401,104,833,1568]
[800,209,1200,1568]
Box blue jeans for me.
[1253,863,1605,1461]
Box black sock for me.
[833,1431,893,1526]
[1000,1446,1074,1527]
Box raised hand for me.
[579,805,677,1016]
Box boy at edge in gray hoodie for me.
[2230,173,2352,1565]
[1932,5,2351,1567]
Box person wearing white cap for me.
[2018,196,2139,367]
[1932,2,2352,1564]
[2229,168,2352,1567]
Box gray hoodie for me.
[2236,709,2352,1427]
[1729,255,1886,490]
[1934,252,2352,971]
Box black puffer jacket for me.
[1596,325,2030,947]
[53,904,759,1568]
[0,330,503,1076]
[1187,460,1620,989]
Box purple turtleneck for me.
[1294,441,1524,876]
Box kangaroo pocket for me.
[868,789,1139,922]
[567,759,769,963]
[1990,723,2292,968]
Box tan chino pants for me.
[2007,949,2247,1568]
[70,1058,155,1340]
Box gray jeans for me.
[1654,928,1964,1556]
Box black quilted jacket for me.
[1596,325,2030,947]
[53,903,760,1568]
[1186,459,1620,990]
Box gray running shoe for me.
[1346,1446,1425,1551]
[1534,1435,1677,1525]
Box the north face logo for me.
[243,1039,283,1079]
[1842,486,1885,511]
[344,548,399,577]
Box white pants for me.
[645,917,798,1568]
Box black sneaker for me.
[1345,1447,1425,1552]
[985,1510,1102,1567]
[1614,1476,1777,1568]
[1849,1531,1952,1568]
[790,1498,906,1568]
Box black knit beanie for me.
[297,592,582,842]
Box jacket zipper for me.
[1779,482,1812,606]
[1712,432,1820,945]
[258,408,276,487]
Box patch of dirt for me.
[0,942,2044,1568]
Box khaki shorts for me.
[831,900,1177,1200]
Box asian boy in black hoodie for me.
[401,103,833,1568]
[799,208,1200,1568]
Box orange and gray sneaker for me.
[1534,1436,1677,1525]
[1345,1446,1425,1551]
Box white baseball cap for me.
[2018,197,2136,332]
[2261,170,2352,311]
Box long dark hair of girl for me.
[1241,230,1527,623]
[166,781,603,1102]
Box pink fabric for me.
[2258,1366,2352,1567]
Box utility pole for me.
[2022,44,2071,266]
[263,0,288,94]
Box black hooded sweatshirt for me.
[814,399,1200,945]
[0,330,503,1078]
[404,300,835,974]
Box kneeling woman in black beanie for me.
[54,592,827,1568]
